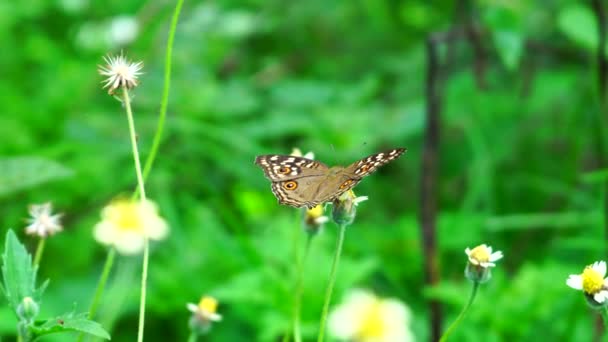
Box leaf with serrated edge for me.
[32,312,110,340]
[1,230,46,311]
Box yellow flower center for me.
[307,205,324,219]
[582,267,605,294]
[470,245,490,263]
[109,201,144,233]
[198,296,218,314]
[357,301,384,339]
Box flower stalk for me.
[317,222,347,342]
[120,86,150,342]
[439,281,479,342]
[294,234,313,342]
[32,239,45,268]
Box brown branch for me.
[420,33,443,342]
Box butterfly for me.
[254,148,406,209]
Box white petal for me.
[186,303,198,313]
[93,222,117,245]
[464,248,472,256]
[114,231,145,255]
[595,261,607,278]
[595,291,608,303]
[206,312,222,322]
[489,251,503,262]
[566,275,583,290]
[480,262,495,268]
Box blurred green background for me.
[1,0,607,341]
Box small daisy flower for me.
[290,148,314,160]
[567,261,608,307]
[329,289,414,342]
[98,53,143,94]
[464,244,503,283]
[465,244,503,268]
[303,204,329,235]
[25,202,63,238]
[331,190,368,226]
[187,296,222,334]
[93,198,168,255]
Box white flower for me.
[25,202,63,238]
[187,296,222,322]
[329,289,414,342]
[465,244,503,268]
[98,53,143,94]
[290,148,314,160]
[567,261,608,303]
[93,199,168,255]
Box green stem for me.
[294,235,312,342]
[88,248,116,319]
[123,88,147,201]
[439,281,480,342]
[134,0,184,199]
[122,87,150,342]
[76,248,116,342]
[187,332,198,342]
[317,223,347,342]
[601,306,608,328]
[33,238,45,267]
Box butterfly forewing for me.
[254,155,328,181]
[349,148,406,179]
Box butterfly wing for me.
[255,155,329,208]
[348,148,406,179]
[314,148,407,203]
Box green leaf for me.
[1,230,45,311]
[558,4,597,51]
[31,312,110,340]
[493,30,524,70]
[0,157,73,197]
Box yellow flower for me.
[25,202,63,238]
[98,53,143,94]
[567,261,608,304]
[93,199,168,255]
[465,244,503,268]
[187,295,222,334]
[328,289,414,342]
[187,296,222,323]
[303,204,329,234]
[464,243,503,283]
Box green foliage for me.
[1,230,47,312]
[1,230,109,340]
[0,158,72,198]
[32,312,110,340]
[2,0,608,340]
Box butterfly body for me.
[255,148,406,209]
